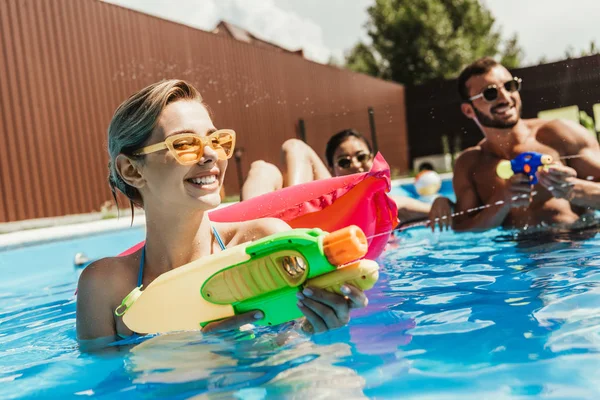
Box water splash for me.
[368,166,596,240]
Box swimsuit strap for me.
[212,225,226,251]
[207,213,226,251]
[120,227,222,342]
[116,248,145,341]
[137,246,145,287]
[137,224,223,288]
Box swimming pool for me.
[391,175,456,203]
[2,186,600,398]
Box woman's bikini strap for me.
[137,246,145,287]
[137,225,223,288]
[122,226,222,342]
[212,225,226,250]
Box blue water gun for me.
[496,152,553,184]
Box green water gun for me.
[117,226,379,334]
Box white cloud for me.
[103,0,600,66]
[483,0,600,65]
[103,0,219,30]
[103,0,333,63]
[224,0,331,63]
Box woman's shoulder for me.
[77,254,140,300]
[76,254,140,343]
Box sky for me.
[103,0,600,66]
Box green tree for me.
[566,40,599,58]
[537,55,549,65]
[539,40,599,64]
[346,0,524,85]
[588,41,599,56]
[345,42,386,77]
[501,33,523,69]
[564,45,577,59]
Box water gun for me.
[115,225,379,334]
[496,151,553,184]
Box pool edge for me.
[0,202,238,251]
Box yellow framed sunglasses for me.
[132,129,236,165]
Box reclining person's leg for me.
[241,139,331,200]
[241,160,283,200]
[281,139,331,186]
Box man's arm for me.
[570,146,600,209]
[538,120,600,209]
[452,149,530,232]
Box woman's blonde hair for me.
[107,79,204,208]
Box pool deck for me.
[0,174,454,251]
[0,204,233,251]
[0,213,147,252]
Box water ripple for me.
[4,223,600,398]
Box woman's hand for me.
[202,284,369,335]
[202,310,265,333]
[297,284,368,334]
[428,196,454,232]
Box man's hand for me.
[428,196,454,232]
[502,173,534,208]
[536,163,578,200]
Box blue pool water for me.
[392,177,456,203]
[3,183,600,398]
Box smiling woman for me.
[76,80,369,351]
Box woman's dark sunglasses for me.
[336,152,373,169]
[469,77,522,103]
